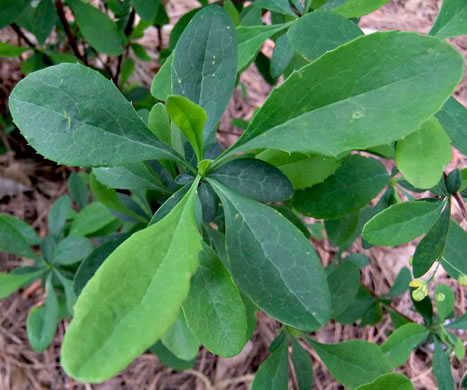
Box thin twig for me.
[55,0,86,64]
[10,23,53,65]
[288,349,300,390]
[453,192,467,222]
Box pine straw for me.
[1,0,467,389]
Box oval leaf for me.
[355,373,415,390]
[430,0,467,39]
[60,180,202,382]
[208,179,331,331]
[9,64,182,168]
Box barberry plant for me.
[2,0,467,388]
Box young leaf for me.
[68,173,89,210]
[288,10,363,61]
[257,150,341,190]
[208,179,331,331]
[413,202,451,277]
[439,221,467,279]
[396,118,451,189]
[362,201,444,246]
[327,261,361,318]
[148,103,171,146]
[26,278,58,352]
[183,245,248,357]
[166,95,206,161]
[69,202,117,237]
[446,312,467,330]
[237,23,291,72]
[435,284,455,321]
[325,212,360,247]
[380,323,428,368]
[224,32,463,159]
[433,338,455,390]
[48,195,72,238]
[0,42,30,57]
[9,64,183,167]
[68,0,125,56]
[270,33,295,78]
[251,334,289,390]
[322,0,391,18]
[133,0,159,21]
[355,374,415,390]
[60,179,202,382]
[384,267,411,298]
[172,6,237,143]
[161,312,200,361]
[93,163,167,192]
[293,155,388,219]
[430,0,467,39]
[436,97,467,155]
[291,338,313,390]
[0,215,40,246]
[151,53,173,101]
[51,236,94,266]
[307,338,392,389]
[26,0,56,44]
[0,269,46,299]
[209,158,293,202]
[150,342,196,371]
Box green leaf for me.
[209,158,293,202]
[183,245,248,357]
[60,179,202,382]
[120,57,135,86]
[148,103,171,145]
[381,323,428,368]
[362,200,444,246]
[334,285,376,325]
[68,173,89,210]
[355,374,415,390]
[225,32,463,159]
[413,202,451,277]
[396,118,451,189]
[169,8,202,50]
[224,0,240,25]
[0,42,30,57]
[161,312,200,361]
[68,0,125,56]
[28,0,56,44]
[433,338,455,390]
[198,182,218,223]
[436,97,467,155]
[288,10,363,61]
[345,253,370,268]
[0,0,29,28]
[133,0,159,21]
[9,64,183,168]
[322,0,391,18]
[208,179,331,331]
[69,202,116,237]
[327,261,361,318]
[252,0,296,16]
[172,6,237,143]
[446,312,467,330]
[293,155,388,219]
[237,23,291,72]
[48,195,72,238]
[325,212,360,247]
[291,337,313,390]
[272,204,311,238]
[251,334,289,390]
[26,278,58,352]
[257,150,341,190]
[435,284,455,321]
[0,215,35,257]
[384,267,411,298]
[0,214,40,245]
[440,221,467,279]
[93,163,167,192]
[150,342,195,371]
[52,236,94,265]
[430,0,467,39]
[307,338,392,389]
[151,53,173,101]
[166,95,206,161]
[0,269,46,299]
[74,237,127,296]
[270,32,295,78]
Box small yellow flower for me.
[458,274,467,287]
[434,292,445,302]
[409,279,424,289]
[410,279,429,301]
[412,289,426,302]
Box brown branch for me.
[10,23,53,66]
[453,192,467,222]
[55,0,86,64]
[288,350,300,390]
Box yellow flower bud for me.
[409,279,424,289]
[458,274,467,287]
[412,288,426,301]
[435,292,445,302]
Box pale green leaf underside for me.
[9,64,182,168]
[355,374,415,390]
[225,32,464,159]
[208,179,331,331]
[61,180,202,383]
